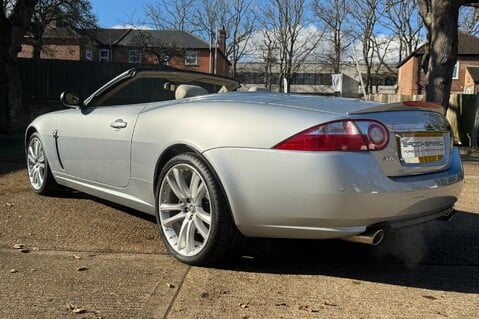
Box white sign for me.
[400,135,445,162]
[331,73,343,93]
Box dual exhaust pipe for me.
[341,209,456,246]
[342,229,385,246]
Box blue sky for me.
[90,0,147,28]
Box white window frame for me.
[85,47,93,61]
[99,49,110,62]
[452,61,459,79]
[185,50,198,66]
[128,50,141,63]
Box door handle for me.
[110,119,128,129]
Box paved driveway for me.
[0,141,478,318]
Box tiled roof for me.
[42,27,81,39]
[94,29,130,45]
[397,31,479,68]
[94,29,210,49]
[467,67,479,83]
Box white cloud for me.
[111,24,153,30]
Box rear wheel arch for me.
[154,150,243,265]
[153,145,239,229]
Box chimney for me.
[219,26,226,53]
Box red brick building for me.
[19,27,231,76]
[397,32,479,96]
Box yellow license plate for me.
[398,132,445,164]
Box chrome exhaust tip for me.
[342,229,385,246]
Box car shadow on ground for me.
[50,189,479,294]
[219,211,479,294]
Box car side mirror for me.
[60,91,84,108]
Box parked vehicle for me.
[26,67,463,265]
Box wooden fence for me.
[18,58,139,101]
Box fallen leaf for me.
[20,249,30,253]
[324,301,338,307]
[10,269,18,273]
[72,308,87,314]
[12,243,24,249]
[239,303,249,309]
[299,305,321,313]
[73,255,82,259]
[6,203,13,207]
[67,303,88,314]
[77,267,88,272]
[423,295,438,300]
[166,283,175,288]
[200,292,210,299]
[275,303,288,307]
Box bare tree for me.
[371,33,396,93]
[258,28,279,90]
[417,0,479,110]
[28,0,97,58]
[145,0,255,77]
[350,0,385,95]
[191,0,229,45]
[127,30,182,65]
[260,0,324,92]
[225,0,255,77]
[459,5,479,35]
[312,0,351,73]
[0,0,38,132]
[383,0,423,62]
[144,0,195,31]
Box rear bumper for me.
[203,147,464,239]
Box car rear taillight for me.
[274,120,389,152]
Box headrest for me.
[175,84,208,99]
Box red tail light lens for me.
[274,120,389,152]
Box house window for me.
[99,49,110,62]
[129,50,141,63]
[185,50,198,66]
[452,62,459,79]
[85,47,93,61]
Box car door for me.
[56,73,175,187]
[57,103,144,187]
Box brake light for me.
[274,120,389,152]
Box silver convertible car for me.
[26,67,463,265]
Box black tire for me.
[26,133,59,195]
[155,153,241,265]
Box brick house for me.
[19,27,231,76]
[397,31,479,96]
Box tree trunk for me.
[417,0,479,111]
[0,0,38,133]
[421,1,459,109]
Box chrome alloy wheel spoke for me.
[166,169,188,202]
[161,211,186,227]
[177,217,196,253]
[27,138,45,190]
[160,164,212,256]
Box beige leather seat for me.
[175,84,208,99]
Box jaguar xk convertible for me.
[26,67,463,265]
